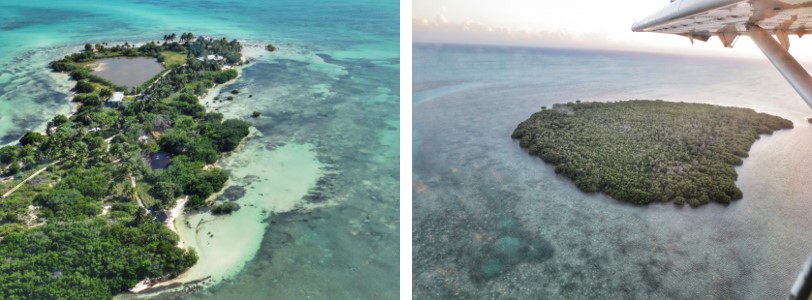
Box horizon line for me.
[411,41,774,63]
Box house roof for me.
[196,54,225,62]
[109,92,124,102]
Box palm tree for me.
[184,32,196,42]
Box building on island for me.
[196,54,225,62]
[107,91,124,105]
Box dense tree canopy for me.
[0,219,196,300]
[512,100,793,206]
[19,132,47,147]
[0,33,254,299]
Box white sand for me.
[166,197,188,249]
[124,53,251,296]
[240,43,271,61]
[165,196,188,234]
[199,68,243,112]
[128,47,327,295]
[90,61,108,72]
[129,279,150,293]
[147,142,323,292]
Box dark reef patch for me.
[303,173,339,203]
[216,185,246,202]
[472,231,555,282]
[415,188,555,285]
[0,129,25,145]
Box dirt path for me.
[130,174,150,213]
[104,133,119,152]
[1,161,60,199]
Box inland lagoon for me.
[89,57,164,88]
[0,1,398,299]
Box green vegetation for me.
[252,111,261,118]
[0,33,253,299]
[265,43,277,52]
[211,202,240,215]
[511,100,793,206]
[158,51,186,67]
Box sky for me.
[412,0,812,60]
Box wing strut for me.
[747,25,812,108]
[790,254,812,300]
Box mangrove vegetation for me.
[0,33,251,299]
[511,100,793,207]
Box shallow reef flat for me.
[413,44,812,300]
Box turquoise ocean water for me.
[0,1,399,299]
[413,44,812,299]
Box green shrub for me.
[211,202,240,215]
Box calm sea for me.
[413,43,812,299]
[0,1,399,299]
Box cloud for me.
[411,0,812,59]
[412,14,789,60]
[436,13,448,24]
[413,16,613,50]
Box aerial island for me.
[0,33,255,299]
[512,100,793,207]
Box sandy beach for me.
[166,197,188,247]
[89,61,108,72]
[141,142,324,294]
[126,49,324,296]
[124,55,252,296]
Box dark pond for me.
[149,152,171,170]
[90,57,163,87]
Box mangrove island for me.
[511,100,793,207]
[0,33,251,299]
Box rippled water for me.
[0,1,398,299]
[413,44,812,299]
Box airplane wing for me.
[635,4,812,295]
[632,0,812,108]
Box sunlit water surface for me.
[413,44,812,299]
